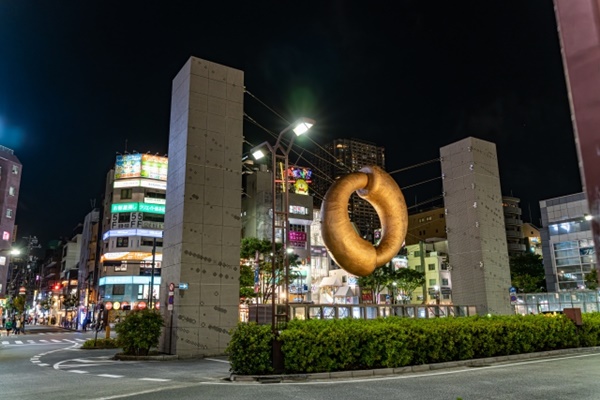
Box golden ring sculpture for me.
[320,166,408,277]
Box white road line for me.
[51,339,62,343]
[139,378,171,382]
[97,374,123,379]
[204,358,230,364]
[69,370,90,374]
[40,340,49,343]
[31,360,41,363]
[15,341,23,344]
[37,363,50,367]
[1,341,8,345]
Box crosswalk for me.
[1,337,88,346]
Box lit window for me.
[6,209,13,218]
[11,165,19,174]
[8,187,15,196]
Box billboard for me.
[114,154,168,181]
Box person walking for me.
[14,317,21,335]
[5,318,12,336]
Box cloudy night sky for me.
[0,1,582,247]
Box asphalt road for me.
[2,325,600,399]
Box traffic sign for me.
[179,282,189,290]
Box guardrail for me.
[289,304,477,320]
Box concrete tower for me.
[440,137,512,315]
[161,57,244,356]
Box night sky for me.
[0,1,582,248]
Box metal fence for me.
[513,290,600,315]
[288,304,478,320]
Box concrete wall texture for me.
[440,137,512,315]
[160,57,243,356]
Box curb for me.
[230,346,600,382]
[114,353,179,361]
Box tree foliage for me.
[393,268,426,303]
[585,268,598,290]
[115,309,164,356]
[239,237,301,303]
[510,253,546,292]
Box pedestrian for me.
[20,315,25,334]
[5,319,12,336]
[14,317,21,335]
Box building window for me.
[428,264,436,271]
[415,265,424,273]
[146,191,166,199]
[6,209,13,218]
[442,278,449,286]
[116,237,129,248]
[429,279,436,286]
[11,165,19,174]
[121,188,133,199]
[112,284,125,295]
[8,186,15,196]
[118,213,131,223]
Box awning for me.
[319,276,342,287]
[334,286,354,297]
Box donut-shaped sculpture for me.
[320,166,408,277]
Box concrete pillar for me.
[160,57,244,356]
[440,137,512,315]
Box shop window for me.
[121,188,133,200]
[112,284,125,295]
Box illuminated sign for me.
[103,229,163,240]
[113,179,167,190]
[99,276,163,286]
[289,231,307,242]
[287,166,312,182]
[2,231,10,241]
[102,252,163,261]
[141,154,168,180]
[144,197,166,205]
[290,205,309,215]
[115,154,142,180]
[114,154,168,181]
[111,202,165,214]
[392,256,408,269]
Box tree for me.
[239,237,301,304]
[392,268,426,304]
[585,268,598,290]
[357,265,394,304]
[509,253,546,293]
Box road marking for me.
[205,358,230,364]
[69,370,90,374]
[40,340,49,343]
[139,378,171,382]
[1,341,7,345]
[51,339,62,343]
[37,363,50,367]
[97,374,123,379]
[31,360,41,363]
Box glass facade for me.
[553,239,595,290]
[513,290,599,315]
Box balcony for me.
[506,230,524,239]
[507,243,526,252]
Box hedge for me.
[226,313,600,375]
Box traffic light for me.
[53,283,62,291]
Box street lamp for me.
[251,117,315,333]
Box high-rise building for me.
[502,196,526,257]
[313,138,385,241]
[0,145,22,296]
[98,153,168,312]
[540,192,595,292]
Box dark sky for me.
[0,1,582,247]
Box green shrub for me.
[229,312,600,375]
[114,309,164,356]
[226,323,274,375]
[82,338,118,349]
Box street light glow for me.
[252,149,266,160]
[292,117,315,136]
[10,248,21,256]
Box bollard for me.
[105,324,111,339]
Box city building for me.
[522,223,542,256]
[313,138,385,241]
[502,196,526,257]
[540,192,595,292]
[405,207,446,245]
[0,145,22,297]
[404,240,452,305]
[98,153,168,313]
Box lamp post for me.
[251,117,315,333]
